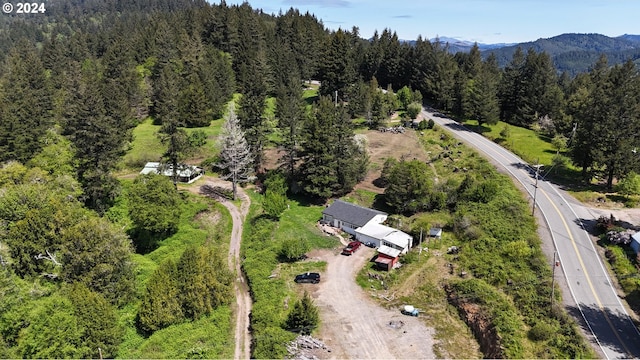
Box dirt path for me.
[310,247,436,359]
[186,176,252,360]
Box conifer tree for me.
[592,60,640,189]
[61,216,136,306]
[276,77,305,181]
[66,283,122,359]
[62,61,134,213]
[218,103,254,200]
[0,40,52,163]
[319,29,357,101]
[299,96,367,199]
[285,291,319,335]
[155,64,191,188]
[137,259,184,334]
[238,88,267,171]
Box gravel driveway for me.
[309,246,436,359]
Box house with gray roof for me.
[322,199,387,235]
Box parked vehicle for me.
[401,305,420,316]
[364,241,376,248]
[341,241,361,255]
[294,272,320,284]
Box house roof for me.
[378,245,401,258]
[140,162,204,183]
[374,255,393,264]
[322,199,387,228]
[356,222,411,250]
[429,228,442,237]
[140,162,203,177]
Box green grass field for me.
[461,119,560,165]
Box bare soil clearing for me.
[355,129,429,194]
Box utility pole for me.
[532,159,542,216]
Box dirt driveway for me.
[184,177,252,360]
[308,246,436,359]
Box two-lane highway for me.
[425,110,640,359]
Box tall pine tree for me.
[0,40,53,163]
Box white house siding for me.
[354,231,383,247]
[632,232,640,254]
[355,222,413,254]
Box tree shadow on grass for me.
[128,228,176,254]
[199,184,233,201]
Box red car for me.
[341,241,361,255]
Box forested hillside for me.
[484,33,640,75]
[1,0,640,357]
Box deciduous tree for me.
[128,174,182,237]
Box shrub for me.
[528,321,554,341]
[279,238,310,262]
[128,174,182,237]
[188,130,208,147]
[406,103,422,119]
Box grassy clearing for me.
[461,119,559,165]
[121,118,164,170]
[120,101,234,172]
[274,195,338,250]
[342,188,378,209]
[459,119,640,208]
[119,306,233,359]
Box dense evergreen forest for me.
[0,0,640,357]
[485,33,640,75]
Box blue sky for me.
[212,0,640,44]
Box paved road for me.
[425,110,640,359]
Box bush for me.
[406,103,421,120]
[528,321,554,341]
[188,130,208,147]
[279,238,310,262]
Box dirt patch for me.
[310,247,436,359]
[194,210,221,229]
[355,129,429,194]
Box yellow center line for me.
[539,186,632,357]
[437,117,632,356]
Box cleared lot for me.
[306,247,436,359]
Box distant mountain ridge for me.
[428,36,515,52]
[424,33,640,75]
